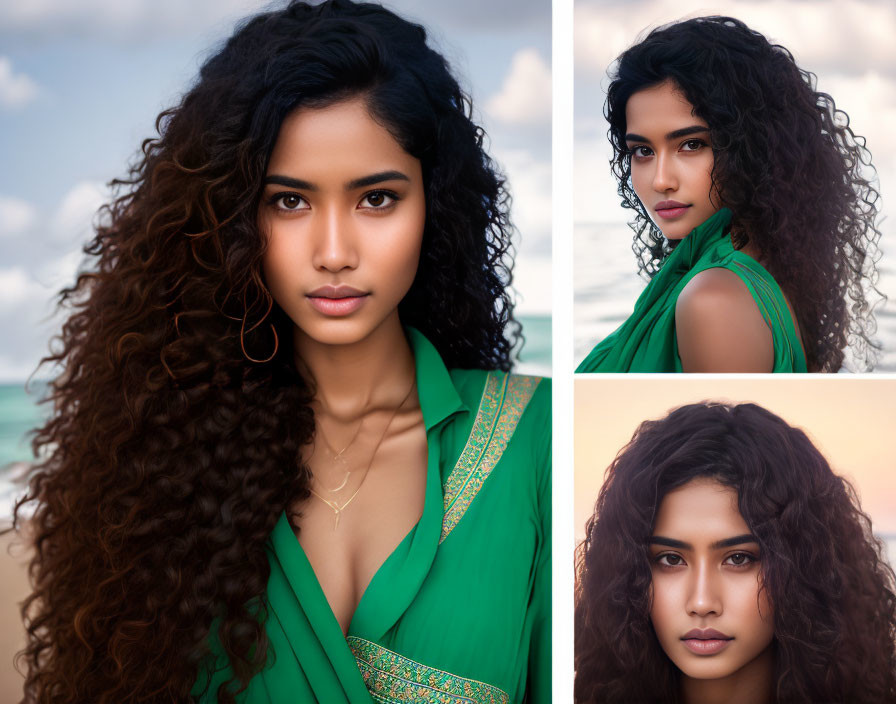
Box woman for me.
[14,2,551,702]
[575,402,896,703]
[576,16,881,373]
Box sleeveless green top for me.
[576,208,807,373]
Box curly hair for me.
[605,16,882,372]
[13,1,518,702]
[575,402,896,704]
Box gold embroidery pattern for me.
[440,372,540,544]
[348,636,509,704]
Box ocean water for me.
[574,222,896,371]
[516,313,552,376]
[0,315,551,520]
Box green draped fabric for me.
[576,208,807,373]
[194,328,551,703]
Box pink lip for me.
[306,285,369,317]
[654,200,691,220]
[681,628,733,656]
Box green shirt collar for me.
[406,327,466,430]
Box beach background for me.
[0,0,552,694]
[574,0,896,370]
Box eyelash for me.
[266,189,401,213]
[652,552,759,569]
[627,139,708,160]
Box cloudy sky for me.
[0,0,552,381]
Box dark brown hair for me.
[606,17,883,371]
[575,402,896,703]
[15,1,517,701]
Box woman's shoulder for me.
[675,267,774,372]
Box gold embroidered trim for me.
[348,636,510,704]
[440,372,540,544]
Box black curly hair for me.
[605,16,882,372]
[15,1,518,702]
[575,401,896,704]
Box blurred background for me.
[574,0,896,371]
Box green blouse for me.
[194,328,551,703]
[576,208,807,373]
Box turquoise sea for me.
[0,314,551,519]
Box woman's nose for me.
[685,563,722,617]
[312,206,359,272]
[652,152,678,193]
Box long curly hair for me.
[605,16,882,372]
[13,1,517,702]
[575,402,896,704]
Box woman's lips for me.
[655,201,691,220]
[306,285,369,317]
[681,628,733,655]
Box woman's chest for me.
[296,417,429,633]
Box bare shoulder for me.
[675,268,773,372]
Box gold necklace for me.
[309,377,416,529]
[313,414,365,493]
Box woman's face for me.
[625,80,719,240]
[259,97,426,348]
[648,477,775,685]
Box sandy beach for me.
[0,529,29,699]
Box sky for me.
[0,0,552,381]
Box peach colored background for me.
[575,376,896,544]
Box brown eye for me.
[271,193,308,211]
[657,553,684,567]
[725,552,757,567]
[359,191,397,209]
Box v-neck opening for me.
[269,328,467,652]
[272,413,444,641]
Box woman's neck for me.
[680,645,775,704]
[294,313,416,419]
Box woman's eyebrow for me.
[649,536,690,549]
[264,175,316,190]
[666,125,710,140]
[648,533,758,550]
[710,534,759,549]
[262,170,410,191]
[345,170,410,189]
[625,125,709,143]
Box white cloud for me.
[36,248,85,292]
[51,181,108,244]
[0,0,263,41]
[575,0,896,79]
[486,49,551,128]
[494,148,552,252]
[0,0,547,41]
[0,267,48,314]
[0,196,37,237]
[0,57,39,110]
